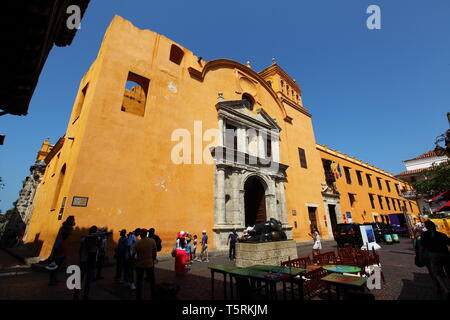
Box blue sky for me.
[1,0,449,212]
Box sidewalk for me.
[0,239,443,300]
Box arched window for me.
[280,80,284,92]
[121,72,149,117]
[242,93,254,111]
[267,80,272,88]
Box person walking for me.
[134,228,157,300]
[74,225,100,300]
[421,220,450,298]
[47,233,69,286]
[114,229,128,282]
[308,227,322,255]
[174,231,187,273]
[227,229,238,261]
[192,235,199,262]
[200,230,209,262]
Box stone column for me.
[257,132,266,158]
[218,117,224,146]
[232,172,241,225]
[247,129,258,157]
[271,135,280,163]
[265,180,277,220]
[323,202,334,238]
[278,181,288,225]
[215,167,226,225]
[237,127,247,154]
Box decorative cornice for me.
[188,59,290,122]
[280,96,311,118]
[259,64,301,94]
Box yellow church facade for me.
[24,16,419,259]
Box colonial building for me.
[395,150,449,215]
[25,16,331,259]
[317,144,420,234]
[24,16,420,260]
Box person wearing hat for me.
[200,230,209,263]
[114,229,127,282]
[174,231,187,273]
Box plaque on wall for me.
[72,196,88,207]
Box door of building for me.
[308,206,318,233]
[328,204,337,232]
[244,177,267,227]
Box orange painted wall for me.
[317,145,420,224]
[25,16,331,260]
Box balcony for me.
[401,189,417,200]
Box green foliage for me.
[412,160,450,199]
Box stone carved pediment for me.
[216,100,281,132]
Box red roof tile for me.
[405,150,438,162]
[395,167,430,178]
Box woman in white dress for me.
[309,227,322,255]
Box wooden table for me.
[208,265,240,300]
[227,267,291,300]
[246,265,306,300]
[321,264,361,274]
[321,273,367,300]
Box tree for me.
[412,160,450,199]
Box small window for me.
[121,72,149,117]
[349,193,356,208]
[385,180,391,192]
[378,195,384,210]
[298,148,307,168]
[409,201,413,212]
[376,177,382,190]
[395,183,400,195]
[366,174,372,188]
[385,197,391,210]
[73,83,89,123]
[267,80,272,87]
[266,136,272,158]
[225,123,237,150]
[242,93,254,111]
[356,170,363,185]
[344,167,352,184]
[369,194,375,209]
[169,44,184,65]
[392,198,397,210]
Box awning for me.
[430,190,450,202]
[433,200,450,213]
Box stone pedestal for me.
[235,240,298,268]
